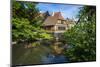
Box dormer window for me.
[58,19,67,24]
[58,20,61,24]
[58,20,65,24]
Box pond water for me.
[40,41,69,64]
[41,53,69,64]
[12,41,69,65]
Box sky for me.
[36,3,83,20]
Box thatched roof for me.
[43,12,65,26]
[53,12,65,20]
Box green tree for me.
[12,1,53,43]
[63,6,96,62]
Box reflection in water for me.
[41,40,69,64]
[41,53,69,64]
[12,40,69,65]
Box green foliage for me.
[39,32,53,40]
[12,18,38,42]
[63,6,96,62]
[12,1,53,43]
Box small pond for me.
[41,53,69,64]
[12,40,69,65]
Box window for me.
[58,20,66,24]
[61,21,63,24]
[58,27,66,30]
[58,20,61,23]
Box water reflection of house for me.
[42,12,75,39]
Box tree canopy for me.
[63,6,96,62]
[12,1,53,43]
